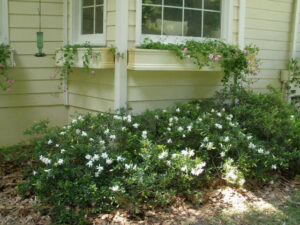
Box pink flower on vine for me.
[91,70,95,75]
[0,63,3,67]
[243,50,249,54]
[209,54,214,59]
[215,57,219,61]
[7,80,14,85]
[183,48,188,52]
[92,54,96,59]
[7,88,11,92]
[55,69,60,74]
[63,89,67,93]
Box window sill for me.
[127,48,222,71]
[55,48,114,69]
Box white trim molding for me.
[0,0,9,44]
[114,0,129,111]
[70,0,106,46]
[136,0,234,46]
[238,0,246,48]
[290,0,300,59]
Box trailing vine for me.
[140,38,260,89]
[109,45,125,61]
[54,43,100,91]
[0,44,14,92]
[287,59,300,107]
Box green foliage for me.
[18,87,300,224]
[54,43,100,91]
[0,44,14,91]
[140,38,260,87]
[287,59,300,95]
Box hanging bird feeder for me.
[35,0,46,57]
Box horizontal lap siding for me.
[0,0,67,146]
[245,0,293,91]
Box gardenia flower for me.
[203,137,209,142]
[142,131,147,139]
[121,127,126,131]
[82,131,88,137]
[272,164,277,170]
[104,129,110,134]
[187,125,192,132]
[113,115,122,120]
[89,138,94,142]
[167,127,171,131]
[181,165,188,172]
[158,151,168,159]
[111,185,119,191]
[110,134,116,140]
[85,154,92,160]
[106,158,113,164]
[172,153,177,159]
[176,108,180,112]
[40,155,51,165]
[48,139,53,145]
[215,123,222,129]
[92,154,100,161]
[72,119,77,123]
[188,149,195,157]
[78,115,83,121]
[181,149,189,156]
[61,149,66,153]
[32,171,37,175]
[249,142,256,149]
[133,123,139,128]
[207,142,214,150]
[166,160,171,166]
[220,152,225,157]
[224,136,230,142]
[117,156,125,162]
[125,164,136,170]
[86,160,93,167]
[101,152,108,159]
[55,144,60,147]
[182,134,186,138]
[264,151,270,155]
[60,132,65,135]
[58,159,64,165]
[177,126,184,132]
[96,164,104,172]
[198,117,203,122]
[167,138,172,144]
[258,148,264,154]
[155,115,159,119]
[290,115,295,120]
[217,112,222,117]
[229,122,235,127]
[44,169,51,173]
[247,136,253,140]
[76,129,81,135]
[99,140,105,145]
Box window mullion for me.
[182,0,185,36]
[161,0,164,35]
[93,0,96,34]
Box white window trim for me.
[70,0,106,46]
[0,0,9,44]
[136,0,233,46]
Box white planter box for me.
[128,48,222,71]
[55,48,114,69]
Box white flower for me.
[99,140,105,145]
[89,138,94,142]
[32,171,37,176]
[223,136,230,142]
[182,134,186,138]
[114,115,122,120]
[133,123,139,128]
[40,155,51,165]
[48,139,53,145]
[181,166,188,172]
[258,148,264,154]
[111,185,119,191]
[121,127,126,131]
[127,115,132,122]
[44,169,51,173]
[167,138,172,144]
[86,160,93,167]
[104,129,110,134]
[101,152,108,159]
[217,112,222,117]
[220,152,225,157]
[176,108,180,112]
[181,149,189,156]
[177,126,184,132]
[163,109,167,113]
[142,131,147,139]
[169,118,173,123]
[82,131,88,137]
[78,115,83,121]
[106,158,113,165]
[95,172,100,177]
[198,118,203,122]
[92,154,100,161]
[188,149,195,157]
[85,154,92,160]
[171,153,177,159]
[211,109,215,113]
[264,151,270,155]
[187,125,192,132]
[158,151,168,159]
[167,127,171,131]
[72,119,77,124]
[125,164,131,169]
[215,123,222,129]
[290,115,295,120]
[226,115,233,121]
[155,115,159,119]
[174,116,178,122]
[117,156,125,162]
[166,160,171,166]
[191,168,204,176]
[60,132,65,135]
[270,180,274,185]
[203,137,209,142]
[110,134,116,140]
[272,164,277,170]
[249,142,256,149]
[207,142,214,150]
[55,144,60,147]
[76,129,81,135]
[96,164,104,172]
[247,136,253,140]
[58,159,64,165]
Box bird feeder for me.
[35,0,46,57]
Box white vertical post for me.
[290,0,300,59]
[63,0,69,105]
[238,0,246,49]
[114,0,129,111]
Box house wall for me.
[0,0,68,146]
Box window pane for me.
[163,7,183,36]
[185,0,202,8]
[142,6,162,35]
[204,0,221,10]
[203,11,220,38]
[184,9,202,37]
[83,0,94,6]
[142,0,162,5]
[164,0,182,7]
[82,7,94,34]
[96,0,103,5]
[95,6,103,34]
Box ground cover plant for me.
[18,86,300,224]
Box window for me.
[71,0,106,45]
[136,0,233,45]
[0,0,9,44]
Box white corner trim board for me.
[290,0,300,59]
[238,0,246,48]
[114,0,129,110]
[0,0,9,44]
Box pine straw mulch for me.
[0,159,299,225]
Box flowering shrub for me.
[0,44,14,91]
[18,88,300,224]
[140,39,260,87]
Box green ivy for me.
[0,44,14,91]
[140,38,260,88]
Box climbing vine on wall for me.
[0,44,14,92]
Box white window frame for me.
[0,0,9,44]
[70,0,106,46]
[136,0,233,46]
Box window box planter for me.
[127,48,222,71]
[55,48,114,69]
[6,48,16,67]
